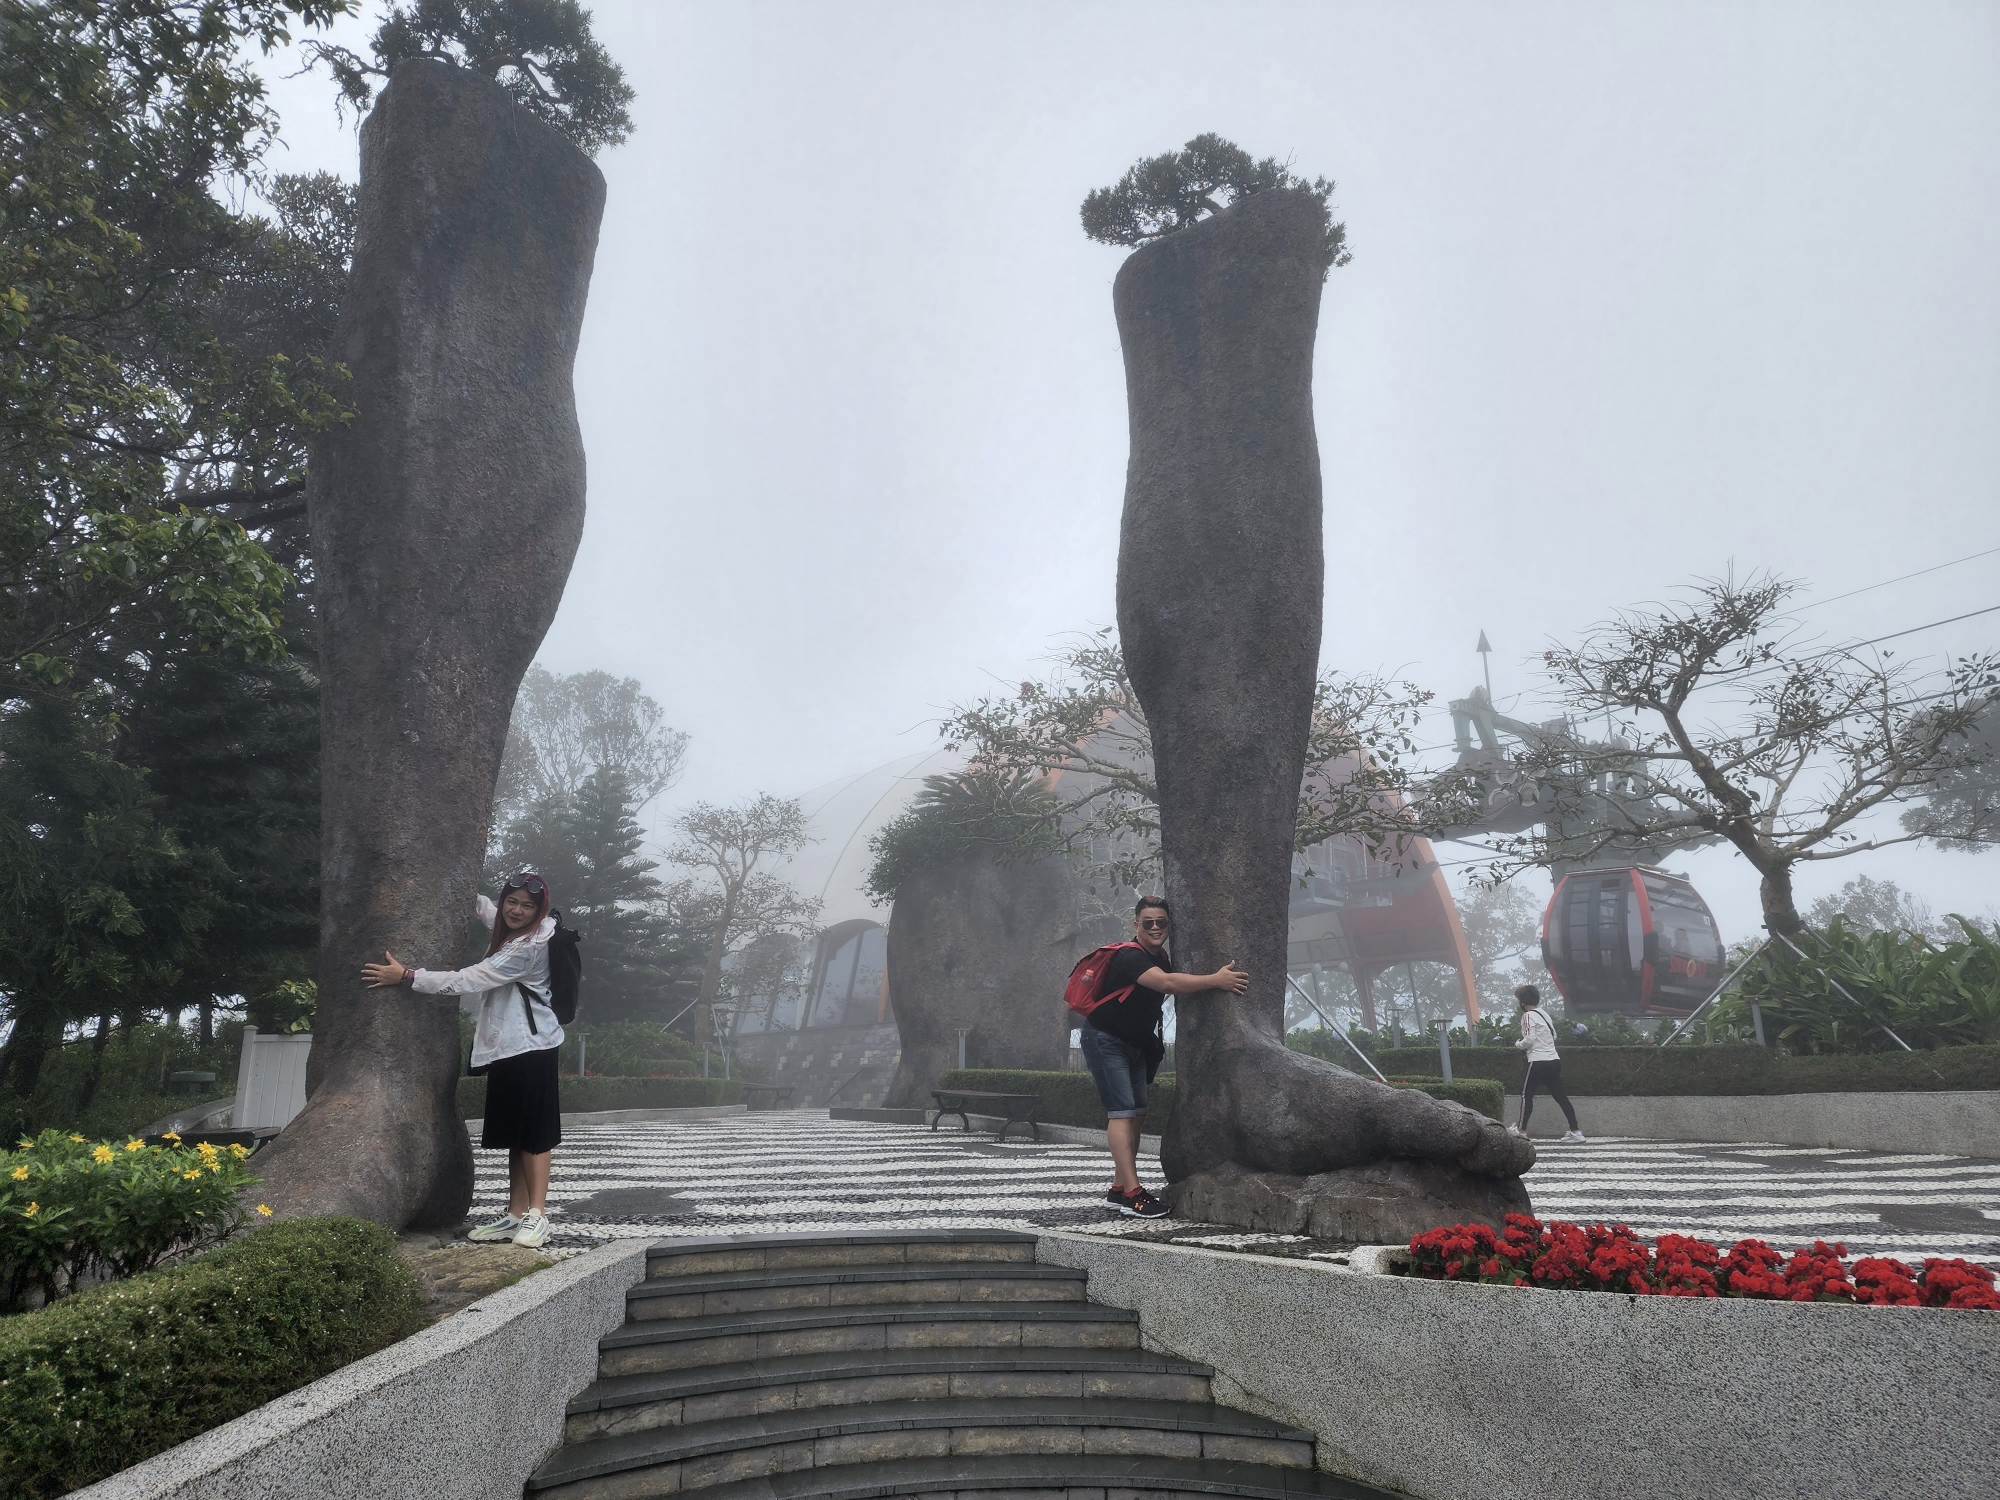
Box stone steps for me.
[568,1347,1218,1443]
[625,1263,1090,1320]
[532,1231,1397,1500]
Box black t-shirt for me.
[1088,944,1173,1049]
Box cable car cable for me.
[1796,544,2000,613]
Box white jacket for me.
[411,895,563,1068]
[1516,1006,1559,1063]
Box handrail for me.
[824,1064,871,1105]
[1285,974,1390,1083]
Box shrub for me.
[557,1020,700,1078]
[1718,916,2000,1053]
[2,1129,258,1312]
[1404,1214,2000,1309]
[456,1074,742,1118]
[0,1216,427,1499]
[1368,1043,2000,1095]
[1384,1076,1504,1121]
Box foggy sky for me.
[257,1,2000,941]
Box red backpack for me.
[1063,941,1149,1019]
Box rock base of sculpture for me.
[1167,1158,1533,1244]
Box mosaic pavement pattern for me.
[470,1111,2000,1266]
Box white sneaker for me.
[512,1209,550,1248]
[467,1213,521,1242]
[1506,1125,1527,1137]
[1561,1130,1587,1143]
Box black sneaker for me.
[1114,1187,1171,1219]
[1103,1187,1133,1214]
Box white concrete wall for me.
[71,1239,648,1500]
[1503,1089,2000,1157]
[230,1029,313,1130]
[1038,1231,2000,1500]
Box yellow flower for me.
[255,1204,273,1216]
[91,1144,114,1164]
[9,1165,27,1181]
[195,1141,219,1159]
[228,1143,249,1160]
[182,1168,200,1180]
[161,1131,181,1143]
[24,1202,37,1217]
[67,1133,84,1143]
[124,1139,143,1152]
[207,1162,221,1173]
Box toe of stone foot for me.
[1460,1115,1536,1176]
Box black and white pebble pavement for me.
[471,1111,2000,1267]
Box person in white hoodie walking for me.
[363,870,563,1247]
[1514,984,1585,1143]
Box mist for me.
[254,0,2000,944]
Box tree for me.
[0,685,226,1103]
[1488,573,1999,941]
[1454,882,1551,1015]
[1,1,352,689]
[1081,132,1352,276]
[1901,697,2000,851]
[1,3,357,1095]
[864,769,1063,906]
[306,0,634,155]
[933,633,1444,893]
[493,767,698,1021]
[493,665,688,829]
[665,796,820,1068]
[1804,875,1941,940]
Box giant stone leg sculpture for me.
[1113,191,1533,1236]
[253,60,604,1228]
[882,853,1084,1108]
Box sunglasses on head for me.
[504,872,546,896]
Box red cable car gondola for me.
[1540,867,1726,1018]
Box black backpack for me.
[546,911,584,1025]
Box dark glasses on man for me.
[505,872,546,895]
[1138,918,1169,930]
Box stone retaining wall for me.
[1038,1230,2000,1500]
[1504,1088,2000,1156]
[72,1239,649,1500]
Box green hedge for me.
[0,1217,427,1500]
[1371,1044,2000,1096]
[1384,1076,1504,1121]
[936,1069,1501,1131]
[456,1074,742,1118]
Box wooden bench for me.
[929,1089,1043,1143]
[742,1084,795,1111]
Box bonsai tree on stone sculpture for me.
[867,773,1091,1105]
[308,0,635,154]
[1091,141,1534,1239]
[251,58,607,1227]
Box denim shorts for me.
[1079,1026,1149,1120]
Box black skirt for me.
[481,1046,562,1153]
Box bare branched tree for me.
[1483,572,1999,940]
[937,631,1457,891]
[496,665,689,825]
[665,795,820,1064]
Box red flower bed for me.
[1405,1214,2000,1309]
